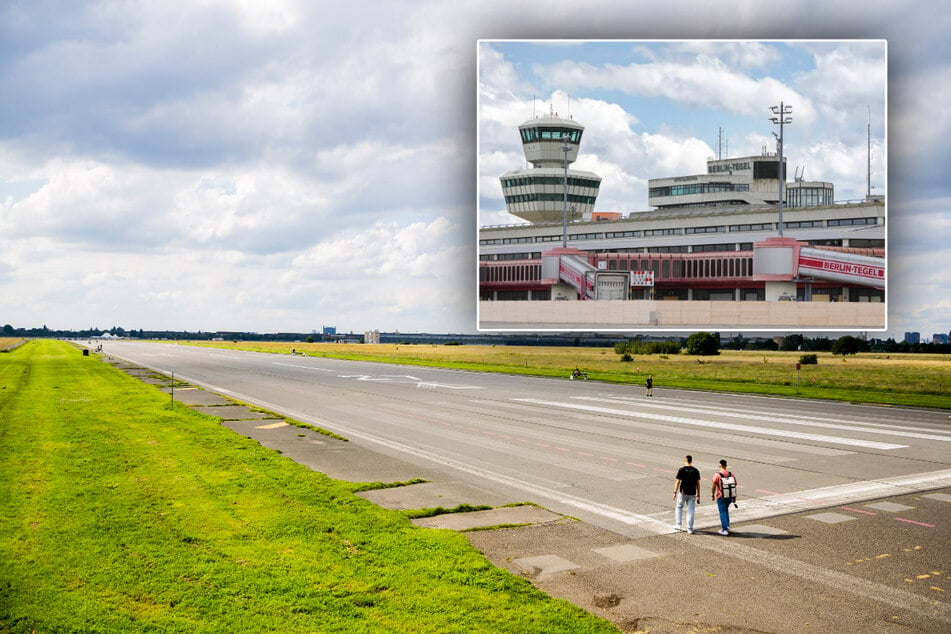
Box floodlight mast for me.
[769,102,792,236]
[561,133,571,247]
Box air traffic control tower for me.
[499,113,602,224]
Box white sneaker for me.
[673,525,682,531]
[718,529,729,536]
[687,529,694,534]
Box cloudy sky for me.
[478,40,886,221]
[1,1,948,340]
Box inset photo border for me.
[477,39,887,332]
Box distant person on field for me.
[672,454,701,533]
[711,459,738,535]
[645,374,653,397]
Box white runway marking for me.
[274,363,332,371]
[513,398,907,450]
[274,364,483,389]
[577,395,951,442]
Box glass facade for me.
[501,175,600,189]
[504,192,597,205]
[649,182,750,197]
[786,185,834,208]
[519,126,583,144]
[828,217,878,227]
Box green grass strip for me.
[0,340,616,633]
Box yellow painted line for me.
[255,422,289,430]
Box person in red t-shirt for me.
[711,459,738,535]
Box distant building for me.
[904,332,920,344]
[322,326,336,335]
[933,333,949,345]
[364,329,380,344]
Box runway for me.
[102,340,951,538]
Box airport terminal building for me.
[478,113,885,330]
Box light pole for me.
[769,102,792,236]
[561,133,571,247]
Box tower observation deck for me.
[499,113,602,224]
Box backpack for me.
[719,472,737,499]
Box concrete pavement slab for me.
[412,505,562,531]
[728,523,790,537]
[358,480,516,511]
[806,512,857,524]
[866,501,915,512]
[592,544,662,563]
[513,555,580,577]
[192,404,275,420]
[162,387,233,406]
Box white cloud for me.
[540,56,817,125]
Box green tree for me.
[686,331,720,356]
[832,335,868,356]
[780,334,804,351]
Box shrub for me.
[615,339,681,356]
[620,353,633,362]
[799,353,818,365]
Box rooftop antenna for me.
[716,128,730,160]
[532,94,536,119]
[567,92,571,119]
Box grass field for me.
[0,337,24,351]
[185,341,951,410]
[0,340,616,633]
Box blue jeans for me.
[674,493,696,530]
[716,497,732,530]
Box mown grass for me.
[185,341,951,409]
[0,340,617,633]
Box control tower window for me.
[521,127,582,143]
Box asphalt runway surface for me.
[101,341,951,631]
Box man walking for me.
[646,374,653,397]
[711,459,738,535]
[672,455,700,533]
